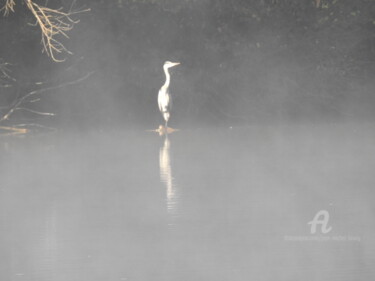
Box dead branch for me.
[0,71,93,122]
[16,107,55,116]
[0,126,28,136]
[0,0,15,16]
[25,0,90,62]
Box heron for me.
[158,61,180,129]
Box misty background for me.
[0,0,374,131]
[1,1,375,280]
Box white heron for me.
[158,61,180,128]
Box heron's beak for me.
[171,62,180,67]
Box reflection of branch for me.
[0,0,15,16]
[0,71,93,123]
[25,0,90,62]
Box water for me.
[1,123,375,280]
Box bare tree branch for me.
[0,0,15,16]
[0,125,28,136]
[16,107,55,116]
[25,0,90,62]
[0,71,93,123]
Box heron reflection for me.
[159,136,178,215]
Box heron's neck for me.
[163,66,171,89]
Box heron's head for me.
[164,61,180,69]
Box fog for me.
[1,1,375,280]
[2,124,375,280]
[1,1,374,129]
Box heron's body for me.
[158,85,171,124]
[158,61,180,128]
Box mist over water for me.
[1,123,375,280]
[1,0,375,280]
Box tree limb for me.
[0,0,15,16]
[0,71,93,123]
[25,0,90,62]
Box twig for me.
[15,123,57,132]
[0,126,28,135]
[0,71,93,122]
[25,0,90,62]
[16,107,55,116]
[0,0,15,16]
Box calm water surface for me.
[1,123,375,280]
